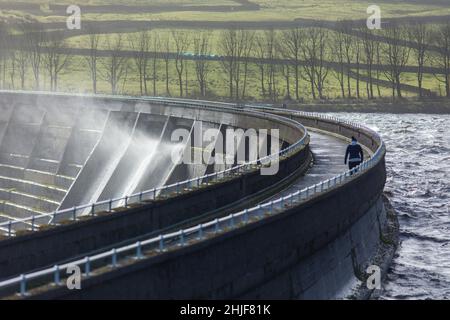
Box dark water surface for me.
[327,113,450,299]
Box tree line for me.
[0,21,450,101]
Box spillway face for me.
[0,102,108,223]
[0,95,287,223]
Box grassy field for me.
[2,0,450,23]
[0,0,236,5]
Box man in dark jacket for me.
[344,136,364,170]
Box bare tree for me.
[172,30,190,97]
[255,30,279,101]
[360,26,376,99]
[161,33,171,96]
[382,24,411,98]
[280,63,291,99]
[431,22,450,98]
[0,23,9,89]
[15,48,28,90]
[0,24,16,90]
[43,31,71,91]
[219,29,254,100]
[254,33,267,98]
[150,33,160,96]
[185,60,189,97]
[0,23,6,88]
[234,30,255,100]
[265,30,279,101]
[341,21,354,97]
[301,27,329,99]
[280,27,303,100]
[100,35,128,94]
[375,41,382,97]
[353,36,362,98]
[220,29,237,99]
[408,23,431,98]
[314,28,330,99]
[331,28,346,98]
[8,51,16,89]
[129,30,150,95]
[240,31,255,99]
[84,29,100,94]
[23,24,45,90]
[193,31,212,97]
[300,27,317,99]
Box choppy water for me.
[327,112,450,300]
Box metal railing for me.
[0,112,386,298]
[141,96,379,143]
[0,94,308,236]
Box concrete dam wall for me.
[0,92,397,299]
[0,91,309,279]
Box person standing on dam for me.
[344,136,364,171]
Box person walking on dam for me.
[344,136,364,171]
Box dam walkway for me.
[266,130,371,201]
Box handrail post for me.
[198,224,204,240]
[108,199,112,212]
[73,206,77,220]
[112,249,117,268]
[8,221,11,237]
[31,215,35,232]
[91,203,95,216]
[20,274,26,297]
[179,230,185,246]
[54,265,61,285]
[136,241,143,259]
[159,235,165,252]
[139,192,143,202]
[230,214,235,229]
[124,196,128,208]
[258,204,263,218]
[85,257,90,277]
[215,219,220,233]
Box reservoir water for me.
[327,113,450,299]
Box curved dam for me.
[0,91,398,300]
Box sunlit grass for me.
[3,0,450,23]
